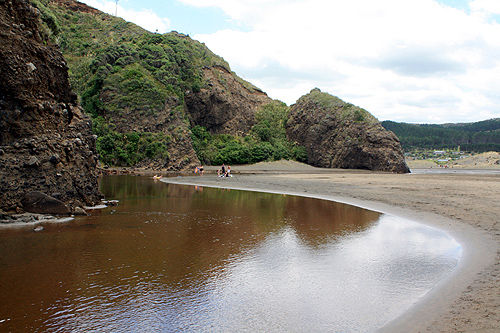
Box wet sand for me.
[162,161,500,332]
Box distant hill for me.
[381,118,500,153]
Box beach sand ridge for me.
[163,161,500,332]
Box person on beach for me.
[220,164,226,177]
[195,166,204,176]
[226,166,231,177]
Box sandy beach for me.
[162,160,500,332]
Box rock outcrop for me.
[286,89,410,173]
[41,0,272,171]
[114,62,272,171]
[0,0,103,214]
[185,65,272,136]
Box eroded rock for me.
[185,66,272,136]
[0,0,103,213]
[286,89,410,173]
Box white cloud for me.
[183,0,500,123]
[470,0,500,15]
[81,0,170,33]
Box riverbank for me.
[162,161,500,332]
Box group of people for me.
[218,163,231,177]
[193,164,232,177]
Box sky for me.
[80,0,500,124]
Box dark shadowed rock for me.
[22,191,71,215]
[185,66,272,136]
[286,89,410,173]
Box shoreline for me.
[161,165,500,332]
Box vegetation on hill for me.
[191,101,307,165]
[28,0,199,164]
[92,116,170,166]
[382,119,500,153]
[32,0,308,168]
[295,88,379,125]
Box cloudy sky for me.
[80,0,500,124]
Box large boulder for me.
[286,89,410,173]
[21,191,71,215]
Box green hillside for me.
[34,0,230,107]
[32,0,285,167]
[382,119,500,153]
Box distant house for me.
[434,151,446,155]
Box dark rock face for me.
[21,191,70,215]
[286,89,410,173]
[0,0,103,213]
[185,66,272,136]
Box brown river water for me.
[0,175,461,332]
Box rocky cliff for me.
[0,0,103,214]
[185,65,272,136]
[286,89,410,173]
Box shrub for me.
[251,142,274,163]
[354,109,365,122]
[93,117,170,166]
[292,145,308,163]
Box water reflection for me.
[0,175,461,332]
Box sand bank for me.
[162,161,500,332]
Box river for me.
[0,175,462,332]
